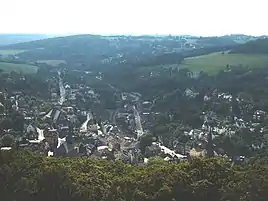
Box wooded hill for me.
[230,38,268,54]
[0,34,50,46]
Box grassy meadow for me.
[0,62,38,74]
[37,60,66,67]
[0,49,27,55]
[180,52,268,75]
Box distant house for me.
[51,93,58,100]
[54,138,68,156]
[44,129,59,146]
[189,147,206,157]
[0,147,12,151]
[253,110,266,122]
[25,116,34,121]
[189,147,219,158]
[27,124,36,133]
[26,124,38,140]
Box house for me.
[189,147,219,157]
[0,147,12,151]
[26,124,38,140]
[189,147,206,157]
[142,101,152,110]
[184,88,199,98]
[253,110,266,122]
[47,151,54,157]
[54,137,68,156]
[97,145,108,152]
[25,116,34,121]
[51,93,58,100]
[44,129,59,146]
[63,106,74,114]
[27,124,36,133]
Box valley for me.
[1,34,268,201]
[2,0,268,199]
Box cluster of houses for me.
[1,70,268,165]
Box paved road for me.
[133,105,144,139]
[80,112,93,132]
[58,71,66,105]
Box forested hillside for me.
[0,34,51,46]
[1,150,268,201]
[230,38,268,54]
[0,34,240,72]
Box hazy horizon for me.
[0,33,266,38]
[1,0,267,37]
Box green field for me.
[0,49,27,55]
[180,52,268,75]
[37,60,66,67]
[0,62,38,74]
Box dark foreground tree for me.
[0,150,268,201]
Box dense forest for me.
[230,38,268,54]
[0,150,268,201]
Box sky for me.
[1,0,267,36]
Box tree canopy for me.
[0,150,268,201]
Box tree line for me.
[0,150,268,201]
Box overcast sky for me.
[1,0,267,36]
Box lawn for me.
[0,62,38,74]
[0,49,27,55]
[180,52,268,75]
[37,60,66,67]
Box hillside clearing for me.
[180,52,268,75]
[37,60,66,67]
[0,49,27,55]
[0,62,38,74]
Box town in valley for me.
[0,34,268,165]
